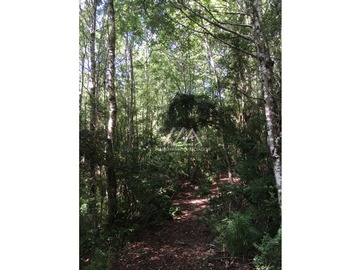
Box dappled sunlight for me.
[218,176,240,183]
[173,197,208,206]
[111,177,260,270]
[171,186,211,221]
[189,198,208,204]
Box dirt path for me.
[112,180,254,270]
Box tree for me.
[105,0,118,229]
[251,0,281,205]
[125,32,137,148]
[89,0,99,232]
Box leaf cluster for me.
[253,228,282,270]
[164,93,217,132]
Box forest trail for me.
[112,178,254,270]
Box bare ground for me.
[111,178,255,270]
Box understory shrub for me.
[139,192,173,224]
[84,248,112,270]
[215,211,261,256]
[253,228,281,270]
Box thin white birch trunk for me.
[106,0,117,229]
[251,0,282,205]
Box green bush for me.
[253,228,281,270]
[215,211,261,256]
[138,192,173,225]
[84,248,112,270]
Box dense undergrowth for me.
[80,106,281,270]
[207,114,281,269]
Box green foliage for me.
[253,228,282,270]
[169,205,181,217]
[241,177,281,237]
[215,211,261,256]
[80,214,96,263]
[80,128,107,165]
[164,93,217,132]
[139,192,173,224]
[84,248,112,270]
[216,105,237,133]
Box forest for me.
[79,0,281,269]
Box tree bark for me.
[89,0,98,233]
[106,0,118,229]
[79,51,85,125]
[251,0,282,206]
[204,38,220,99]
[127,34,136,149]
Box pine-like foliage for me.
[253,228,282,270]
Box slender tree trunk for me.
[145,45,151,145]
[129,37,136,149]
[106,0,118,229]
[79,51,85,126]
[125,33,136,148]
[99,166,106,225]
[251,0,282,205]
[204,38,220,99]
[204,38,234,182]
[89,0,98,232]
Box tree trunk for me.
[144,44,152,145]
[79,52,85,125]
[204,38,221,99]
[204,38,234,182]
[125,33,136,149]
[89,0,98,233]
[129,36,136,149]
[106,0,118,229]
[251,0,282,205]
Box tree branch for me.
[192,0,253,29]
[171,1,254,42]
[168,3,257,58]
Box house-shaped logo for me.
[166,127,203,147]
